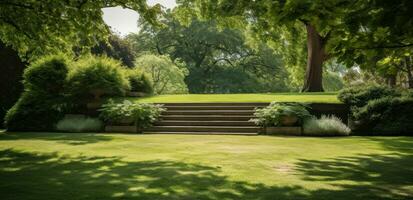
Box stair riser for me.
[155,121,255,126]
[147,127,261,133]
[162,116,254,121]
[163,111,254,115]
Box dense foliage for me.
[0,0,159,59]
[338,85,413,135]
[338,85,400,107]
[303,115,351,136]
[67,56,130,100]
[177,0,413,91]
[352,97,413,135]
[99,100,165,130]
[127,69,154,95]
[127,12,291,93]
[4,54,70,131]
[134,54,188,94]
[251,102,311,127]
[0,42,25,128]
[91,34,135,68]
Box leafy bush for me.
[99,100,165,130]
[56,115,103,132]
[127,69,154,94]
[5,54,71,131]
[303,115,351,136]
[338,84,413,135]
[338,84,400,107]
[353,97,413,135]
[67,56,130,99]
[22,54,70,93]
[250,102,311,127]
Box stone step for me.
[163,110,255,115]
[161,115,255,121]
[163,105,263,110]
[146,126,261,133]
[155,120,255,126]
[143,131,258,135]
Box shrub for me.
[56,115,103,132]
[303,115,351,136]
[250,102,311,127]
[5,54,71,131]
[338,84,400,107]
[127,69,154,94]
[67,56,130,100]
[99,100,165,130]
[353,97,413,135]
[22,54,70,93]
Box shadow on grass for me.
[1,148,412,200]
[0,132,113,145]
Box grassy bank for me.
[120,92,340,103]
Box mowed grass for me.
[0,132,412,200]
[121,92,340,103]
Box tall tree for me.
[127,12,289,93]
[91,34,135,68]
[177,0,413,91]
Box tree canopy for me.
[0,0,159,59]
[127,11,291,93]
[176,0,413,90]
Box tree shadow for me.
[295,152,413,199]
[0,132,113,145]
[363,137,413,153]
[1,149,412,200]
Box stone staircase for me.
[145,103,268,135]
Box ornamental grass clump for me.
[250,102,311,127]
[303,115,351,136]
[56,116,103,132]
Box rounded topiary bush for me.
[67,56,130,100]
[127,69,154,95]
[5,54,71,131]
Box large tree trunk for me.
[301,24,326,92]
[387,74,397,87]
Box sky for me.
[102,0,177,36]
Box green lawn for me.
[121,92,340,103]
[0,132,412,199]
